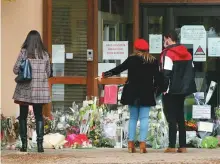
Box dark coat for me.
[13,49,51,104]
[160,44,197,95]
[103,55,160,106]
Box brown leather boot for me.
[177,148,187,153]
[128,141,136,153]
[139,142,147,153]
[164,148,176,153]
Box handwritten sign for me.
[103,41,128,60]
[192,105,211,119]
[181,25,207,62]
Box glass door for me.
[174,7,220,111]
[141,4,220,118]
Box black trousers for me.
[20,104,43,121]
[163,94,186,148]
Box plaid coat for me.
[13,49,51,104]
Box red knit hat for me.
[134,39,149,51]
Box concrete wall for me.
[1,0,43,116]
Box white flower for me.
[155,105,161,109]
[88,100,94,105]
[57,123,64,130]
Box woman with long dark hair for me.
[101,39,160,153]
[13,30,51,152]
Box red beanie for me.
[134,39,149,51]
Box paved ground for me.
[1,148,220,164]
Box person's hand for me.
[95,73,104,81]
[96,76,102,81]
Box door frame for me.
[43,0,98,116]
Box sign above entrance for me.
[103,41,128,60]
[181,25,207,62]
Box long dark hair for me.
[21,30,48,59]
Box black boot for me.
[36,121,44,152]
[19,120,27,152]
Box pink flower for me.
[64,134,89,148]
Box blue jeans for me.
[128,105,150,142]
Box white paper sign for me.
[198,122,214,132]
[149,34,162,53]
[103,41,128,60]
[181,25,207,62]
[192,105,211,119]
[52,45,65,63]
[208,38,220,57]
[66,53,73,59]
[98,63,116,76]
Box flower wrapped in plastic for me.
[102,111,118,139]
[1,115,19,150]
[64,133,92,148]
[147,95,169,149]
[44,117,53,134]
[189,136,202,148]
[201,136,219,149]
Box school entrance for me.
[140,4,220,118]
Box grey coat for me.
[13,49,51,104]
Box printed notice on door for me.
[52,44,65,63]
[103,41,128,60]
[181,25,207,62]
[149,34,162,54]
[208,38,220,57]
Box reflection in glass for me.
[52,0,87,77]
[148,16,163,34]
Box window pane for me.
[175,16,220,73]
[52,0,87,76]
[52,84,87,112]
[148,16,163,34]
[175,15,220,108]
[98,0,133,77]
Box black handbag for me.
[49,63,53,77]
[15,59,32,83]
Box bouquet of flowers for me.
[44,117,53,134]
[1,114,7,148]
[1,115,19,150]
[185,120,197,131]
[201,136,219,149]
[88,120,114,148]
[147,96,169,149]
[215,107,220,120]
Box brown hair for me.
[133,50,156,63]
